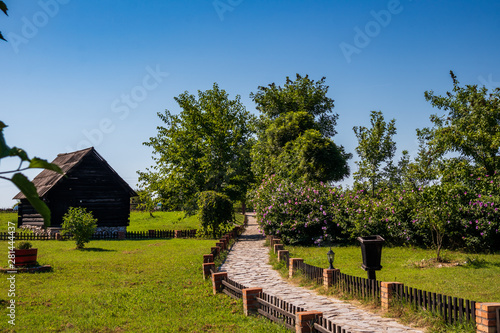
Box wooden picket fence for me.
[275,240,479,327]
[335,271,381,301]
[295,261,324,285]
[0,229,197,241]
[217,274,353,332]
[256,292,304,331]
[392,283,476,325]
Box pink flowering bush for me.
[252,173,500,252]
[251,175,346,245]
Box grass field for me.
[278,245,500,303]
[0,211,245,233]
[2,210,498,331]
[0,212,20,233]
[0,238,289,332]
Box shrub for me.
[61,207,97,249]
[197,191,234,239]
[17,241,32,250]
[252,173,500,252]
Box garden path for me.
[220,214,423,333]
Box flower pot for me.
[10,248,38,266]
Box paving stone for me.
[220,214,424,333]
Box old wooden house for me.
[14,147,137,232]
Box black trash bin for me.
[357,235,385,279]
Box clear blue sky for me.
[1,0,499,208]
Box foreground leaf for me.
[0,122,10,158]
[0,1,7,16]
[29,157,63,174]
[11,173,51,227]
[8,146,30,161]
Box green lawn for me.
[0,212,21,233]
[127,211,200,231]
[280,245,500,303]
[0,211,245,233]
[0,239,289,332]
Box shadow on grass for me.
[78,247,116,252]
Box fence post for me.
[148,230,156,238]
[295,311,322,333]
[242,288,262,316]
[289,258,303,278]
[476,302,500,333]
[273,243,284,254]
[323,268,340,290]
[381,282,404,310]
[203,254,214,263]
[272,238,281,248]
[203,263,215,280]
[174,230,181,238]
[211,272,227,295]
[216,241,225,251]
[117,231,126,240]
[277,250,289,262]
[211,246,220,257]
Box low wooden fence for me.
[202,220,246,279]
[221,277,246,300]
[273,237,487,328]
[336,271,381,301]
[0,229,197,241]
[257,292,304,331]
[288,257,381,301]
[0,233,62,241]
[313,317,352,333]
[392,283,476,325]
[295,261,324,285]
[215,273,352,332]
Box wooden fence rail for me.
[296,261,324,285]
[221,276,247,300]
[217,273,354,332]
[256,292,302,331]
[0,229,197,241]
[393,284,475,325]
[336,271,381,301]
[274,242,480,328]
[313,317,352,333]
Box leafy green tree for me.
[61,207,98,249]
[422,71,500,176]
[0,1,7,42]
[134,188,158,217]
[138,83,255,214]
[412,183,462,261]
[197,191,234,238]
[353,111,399,195]
[251,74,338,137]
[251,74,351,183]
[0,121,63,226]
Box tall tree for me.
[251,74,351,183]
[137,83,255,214]
[422,71,500,176]
[353,110,399,195]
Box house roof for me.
[13,147,137,199]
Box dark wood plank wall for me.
[19,153,132,228]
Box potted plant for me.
[10,242,38,266]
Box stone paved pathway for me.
[220,214,423,333]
